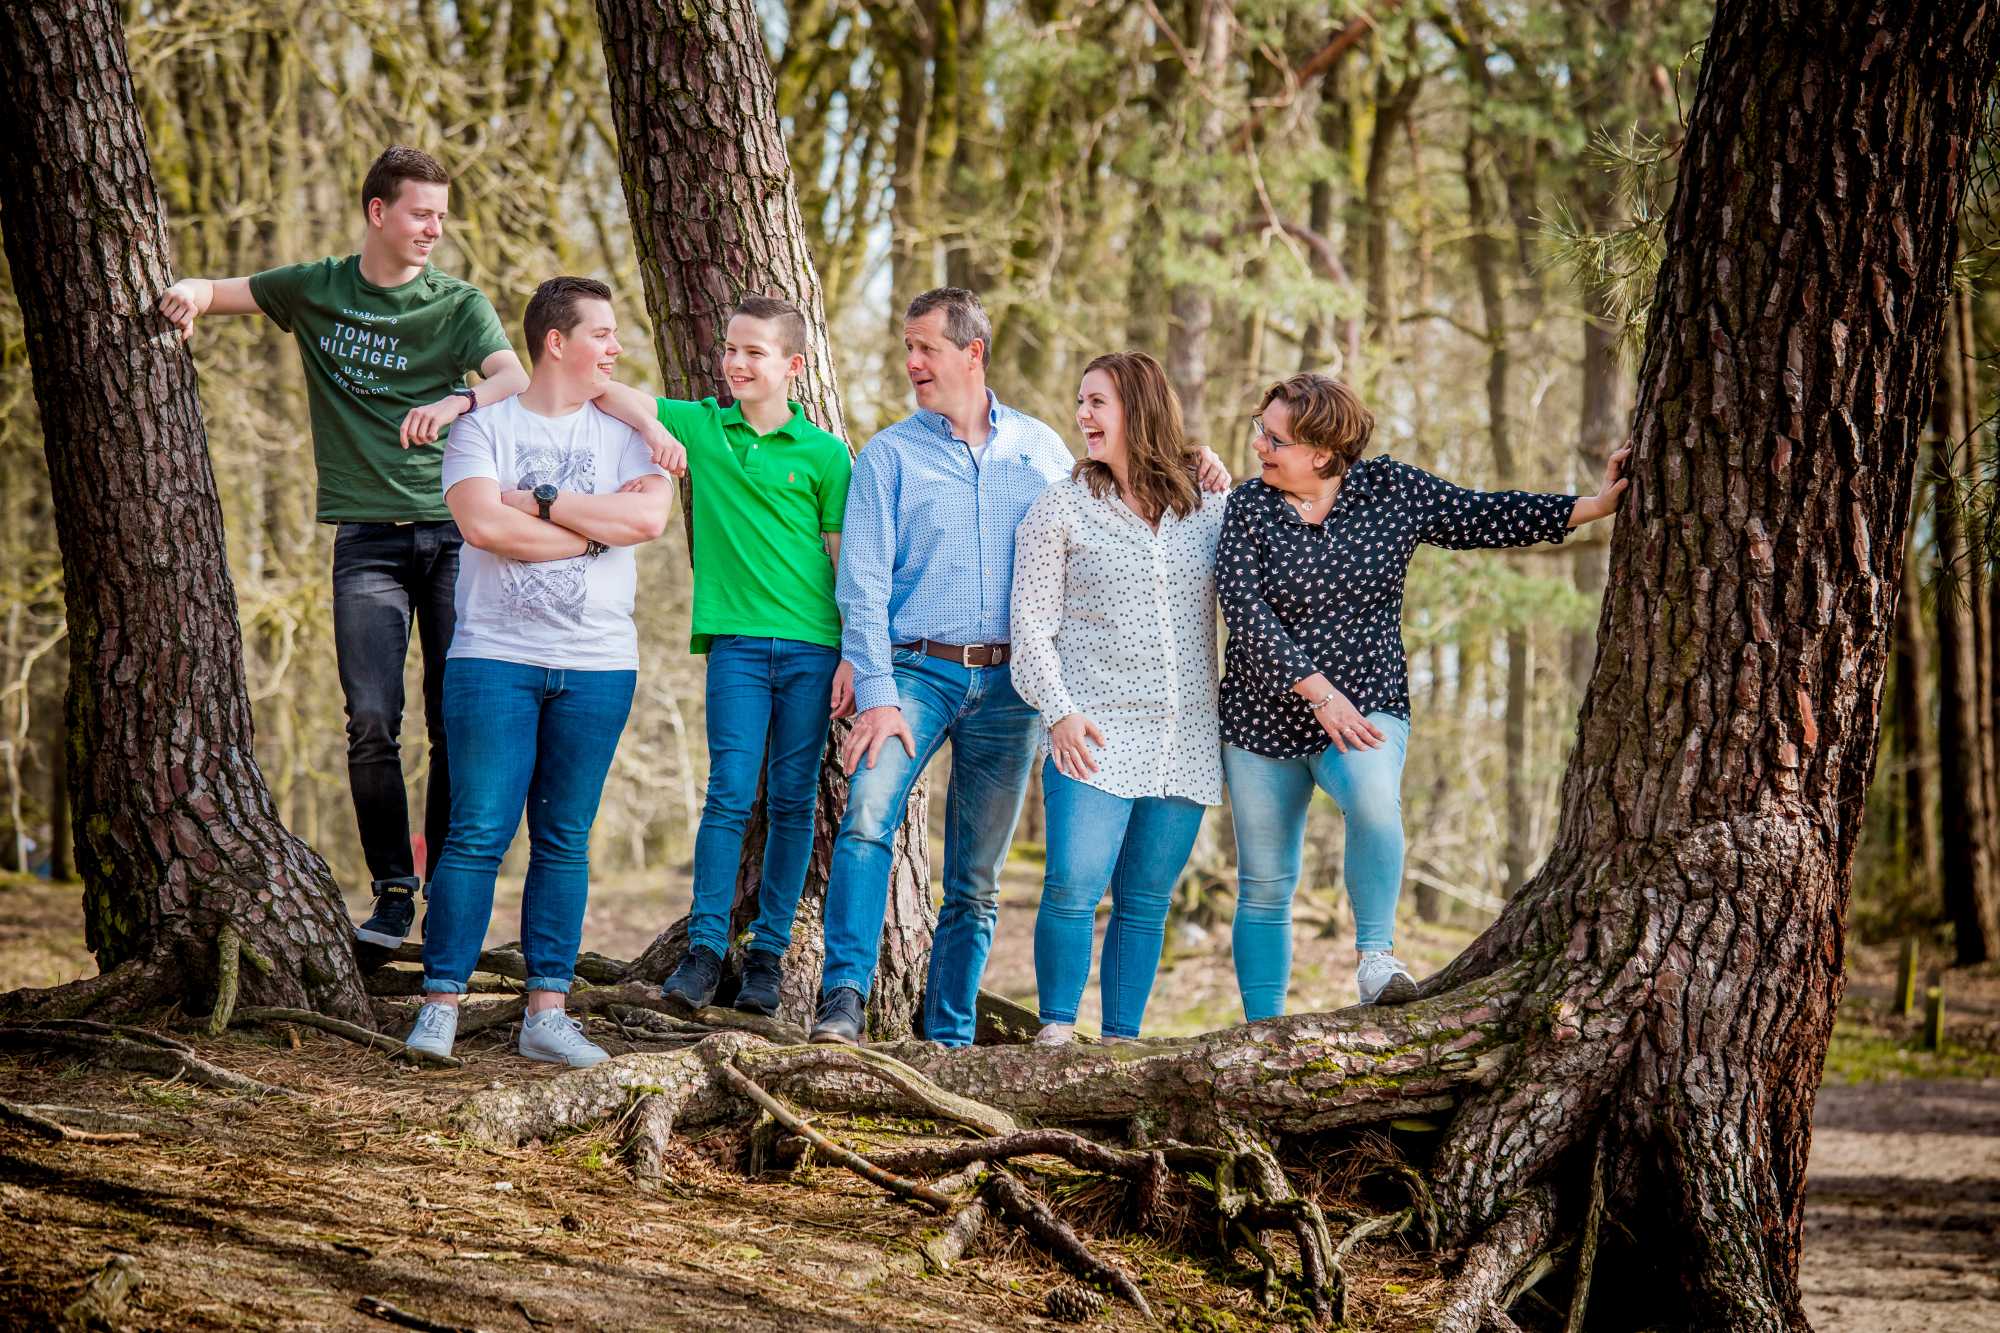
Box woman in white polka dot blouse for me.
[1218,374,1629,1012]
[1009,351,1230,1044]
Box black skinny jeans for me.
[331,520,461,887]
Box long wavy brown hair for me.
[1073,351,1202,523]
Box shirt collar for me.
[917,388,1003,441]
[718,398,809,440]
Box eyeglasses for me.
[1249,415,1293,449]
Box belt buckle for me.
[961,642,986,667]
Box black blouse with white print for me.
[1216,455,1575,758]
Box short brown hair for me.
[360,146,450,216]
[904,287,992,366]
[524,276,613,365]
[1258,374,1374,480]
[1073,352,1202,523]
[731,294,808,359]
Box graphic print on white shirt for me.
[502,440,600,630]
[440,398,670,672]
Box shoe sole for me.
[519,1047,607,1067]
[809,1029,857,1045]
[354,927,409,949]
[734,997,781,1018]
[660,989,712,1017]
[1367,974,1421,1007]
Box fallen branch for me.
[355,1295,485,1333]
[980,1168,1154,1320]
[720,1058,953,1212]
[866,1128,1162,1189]
[0,1024,292,1097]
[386,943,625,986]
[1565,1136,1608,1333]
[0,1095,140,1144]
[231,1006,461,1068]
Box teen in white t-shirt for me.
[405,278,682,1070]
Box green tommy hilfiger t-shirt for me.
[250,256,514,523]
[657,396,853,653]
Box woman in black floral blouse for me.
[1218,374,1628,1012]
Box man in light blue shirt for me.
[811,287,1227,1046]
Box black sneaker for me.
[661,946,723,1014]
[810,986,865,1045]
[734,950,785,1017]
[354,877,419,949]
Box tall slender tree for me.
[594,0,935,1037]
[0,0,370,1023]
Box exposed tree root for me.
[60,1255,142,1331]
[979,1168,1154,1319]
[623,1091,676,1192]
[205,923,274,1037]
[0,1094,141,1144]
[1565,1135,1608,1333]
[354,1294,483,1333]
[385,942,626,987]
[230,1006,461,1068]
[1434,1185,1559,1333]
[0,1022,291,1096]
[721,1058,955,1211]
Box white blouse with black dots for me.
[1010,477,1229,804]
[1217,458,1575,758]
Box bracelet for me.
[1308,691,1339,713]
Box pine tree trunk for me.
[1935,288,1999,964]
[1414,4,2000,1321]
[595,0,934,1037]
[0,0,370,1023]
[1893,525,1936,904]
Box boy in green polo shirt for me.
[600,295,851,1017]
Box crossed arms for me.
[447,476,674,562]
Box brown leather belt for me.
[897,639,1011,668]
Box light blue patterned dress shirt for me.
[837,390,1074,712]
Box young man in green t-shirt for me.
[600,295,852,1017]
[158,146,681,960]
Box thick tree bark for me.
[1425,3,2000,1322]
[595,0,934,1037]
[0,0,370,1023]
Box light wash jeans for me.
[1222,713,1411,1021]
[1034,759,1206,1039]
[422,657,636,994]
[818,649,1038,1045]
[686,635,840,959]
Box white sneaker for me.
[404,1001,459,1060]
[518,1008,608,1067]
[1355,952,1419,1006]
[1033,1022,1076,1047]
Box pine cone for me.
[1043,1282,1107,1324]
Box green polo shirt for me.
[657,396,852,653]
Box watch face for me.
[533,483,558,503]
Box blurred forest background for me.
[1,0,1995,964]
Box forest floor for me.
[0,864,1995,1331]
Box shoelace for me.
[414,1005,454,1039]
[534,1012,591,1047]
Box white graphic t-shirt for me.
[441,398,670,671]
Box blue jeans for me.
[819,650,1038,1045]
[1223,715,1411,1021]
[1035,759,1206,1039]
[688,636,840,959]
[421,657,636,994]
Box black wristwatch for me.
[532,483,558,521]
[451,385,477,413]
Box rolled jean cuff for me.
[524,975,573,994]
[422,979,468,995]
[1357,934,1396,953]
[819,970,872,999]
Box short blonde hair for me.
[1258,374,1374,480]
